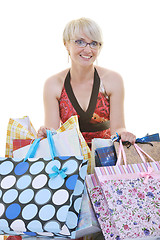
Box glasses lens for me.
[75,40,86,47]
[90,41,99,49]
[74,39,101,49]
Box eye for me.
[90,41,98,47]
[75,39,85,46]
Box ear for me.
[64,41,69,49]
[64,42,70,55]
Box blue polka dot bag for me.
[0,130,88,239]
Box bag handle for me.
[134,143,156,163]
[24,138,41,161]
[23,130,57,161]
[46,129,57,159]
[116,139,127,166]
[116,140,156,166]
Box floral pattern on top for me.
[59,86,110,145]
[100,177,160,239]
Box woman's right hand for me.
[37,126,50,138]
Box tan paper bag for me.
[114,141,160,164]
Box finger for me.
[121,132,136,144]
[37,127,47,138]
[130,135,136,144]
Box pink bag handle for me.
[116,140,127,166]
[116,140,156,166]
[134,143,156,163]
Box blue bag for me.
[0,130,88,239]
[136,133,160,143]
[95,145,117,167]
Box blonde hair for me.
[63,17,103,46]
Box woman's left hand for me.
[120,131,136,144]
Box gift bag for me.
[0,131,88,239]
[86,174,119,240]
[136,133,160,143]
[95,145,117,167]
[57,116,91,174]
[75,184,101,238]
[114,139,160,165]
[12,131,95,240]
[91,138,114,173]
[13,139,33,152]
[8,115,91,174]
[13,127,82,158]
[5,116,37,158]
[94,140,160,239]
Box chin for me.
[80,58,95,66]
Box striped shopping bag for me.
[94,140,160,239]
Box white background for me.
[0,0,160,156]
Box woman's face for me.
[66,32,100,67]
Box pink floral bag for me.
[86,174,119,240]
[94,140,160,239]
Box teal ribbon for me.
[49,165,68,179]
[46,130,57,159]
[24,138,41,162]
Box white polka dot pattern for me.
[52,189,69,205]
[0,156,88,238]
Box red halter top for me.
[59,68,111,145]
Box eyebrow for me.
[78,38,95,42]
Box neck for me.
[70,64,95,83]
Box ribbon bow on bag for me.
[140,167,160,184]
[49,165,68,179]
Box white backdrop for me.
[0,0,160,156]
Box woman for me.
[38,17,136,145]
[6,17,136,240]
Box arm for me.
[38,76,62,138]
[109,73,125,135]
[104,71,136,144]
[43,77,61,129]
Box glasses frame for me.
[70,39,102,49]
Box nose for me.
[83,44,92,52]
[86,43,91,47]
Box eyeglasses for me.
[71,39,101,49]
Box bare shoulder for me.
[44,68,69,99]
[95,66,124,96]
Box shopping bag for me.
[8,115,91,174]
[12,134,95,239]
[0,131,88,239]
[13,139,33,152]
[13,127,81,158]
[94,140,160,239]
[75,184,101,238]
[114,139,160,164]
[57,116,91,174]
[95,145,117,167]
[136,133,160,143]
[5,116,37,158]
[86,174,119,240]
[91,138,113,173]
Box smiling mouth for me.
[80,55,92,59]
